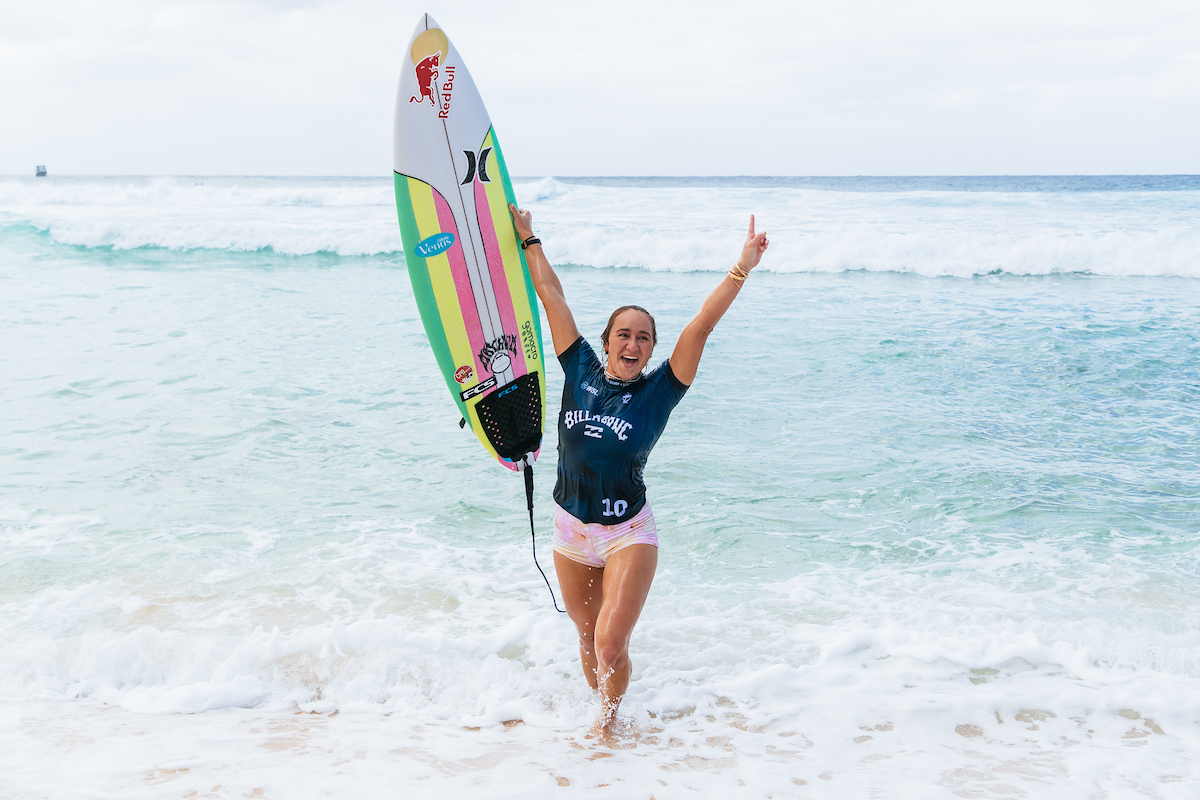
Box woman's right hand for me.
[736,214,769,272]
[509,203,534,241]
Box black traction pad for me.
[474,371,542,461]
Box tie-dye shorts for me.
[552,502,659,568]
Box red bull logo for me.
[410,52,439,107]
[408,28,455,118]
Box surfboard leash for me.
[521,457,565,613]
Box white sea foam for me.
[5,539,1196,716]
[3,520,1199,796]
[1,175,1198,278]
[0,176,400,256]
[521,176,567,201]
[528,183,1200,278]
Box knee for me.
[570,617,596,655]
[594,631,627,669]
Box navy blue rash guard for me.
[554,336,689,525]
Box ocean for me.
[1,174,1198,798]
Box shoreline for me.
[5,682,1195,798]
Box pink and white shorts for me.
[552,502,659,568]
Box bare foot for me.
[587,698,618,741]
[587,665,621,742]
[586,707,648,749]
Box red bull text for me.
[438,66,455,119]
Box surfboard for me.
[392,13,546,472]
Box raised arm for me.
[509,204,580,356]
[669,215,769,386]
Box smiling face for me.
[603,308,656,381]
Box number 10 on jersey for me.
[601,498,628,517]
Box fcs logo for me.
[408,28,455,117]
[461,147,493,185]
[622,392,632,404]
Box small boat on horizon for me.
[36,166,47,177]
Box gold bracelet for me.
[728,263,750,282]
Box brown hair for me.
[601,305,657,353]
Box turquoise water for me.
[2,176,1199,796]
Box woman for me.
[508,204,769,736]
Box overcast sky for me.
[3,0,1198,176]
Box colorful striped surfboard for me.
[392,14,545,471]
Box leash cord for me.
[523,458,565,613]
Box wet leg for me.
[591,544,657,735]
[553,551,604,690]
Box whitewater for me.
[1,175,1198,798]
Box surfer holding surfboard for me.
[509,203,769,737]
[393,12,768,738]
